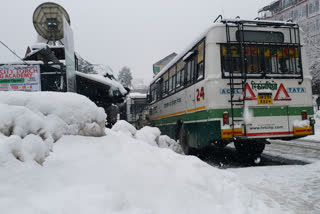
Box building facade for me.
[259,0,320,93]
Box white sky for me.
[0,0,273,83]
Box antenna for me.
[33,2,70,45]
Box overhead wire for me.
[0,40,29,65]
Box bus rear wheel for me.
[234,140,265,156]
[179,124,198,155]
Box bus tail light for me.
[301,110,307,120]
[223,112,229,125]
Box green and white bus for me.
[148,19,315,158]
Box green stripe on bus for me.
[151,106,313,125]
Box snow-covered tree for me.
[118,66,133,88]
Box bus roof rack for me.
[221,19,298,27]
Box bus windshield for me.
[220,44,302,78]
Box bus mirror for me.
[147,94,151,103]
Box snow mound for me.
[111,120,183,153]
[0,134,284,214]
[111,120,137,136]
[0,134,51,165]
[158,135,184,154]
[0,91,106,141]
[135,126,161,147]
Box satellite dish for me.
[33,2,70,44]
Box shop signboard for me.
[0,64,41,91]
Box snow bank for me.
[111,120,137,136]
[158,135,184,154]
[0,91,106,140]
[135,126,161,147]
[0,134,51,165]
[0,134,283,214]
[111,120,183,154]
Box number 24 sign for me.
[196,87,205,102]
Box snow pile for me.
[112,120,183,153]
[158,135,184,154]
[0,134,284,214]
[111,120,137,136]
[293,119,310,127]
[0,91,106,141]
[135,126,161,147]
[0,134,51,165]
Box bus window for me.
[157,82,162,99]
[197,61,204,80]
[172,75,176,90]
[165,80,169,94]
[191,60,195,83]
[221,44,302,78]
[184,66,189,85]
[162,82,166,96]
[181,69,185,86]
[176,71,181,87]
[186,60,195,84]
[169,77,172,91]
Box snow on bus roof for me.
[75,71,127,95]
[221,18,297,26]
[150,24,223,85]
[150,19,298,85]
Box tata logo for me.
[287,87,306,93]
[220,88,242,94]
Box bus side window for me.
[172,74,176,90]
[197,61,204,80]
[186,61,191,84]
[157,82,162,99]
[181,69,185,86]
[184,66,188,85]
[192,60,196,82]
[162,80,166,96]
[176,71,181,88]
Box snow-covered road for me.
[231,162,320,214]
[229,136,320,214]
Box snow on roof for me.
[128,92,147,99]
[29,43,48,50]
[182,51,194,61]
[0,61,44,65]
[90,64,115,77]
[76,71,127,95]
[150,24,222,85]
